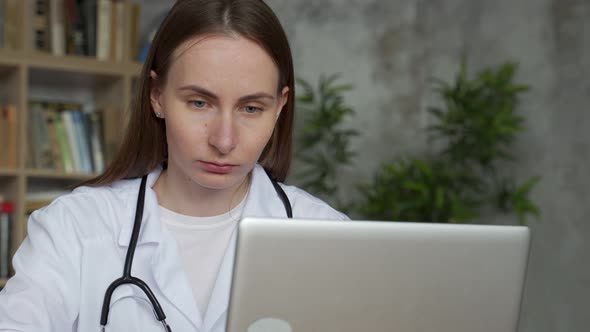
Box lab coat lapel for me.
[117,167,204,330]
[151,226,204,330]
[201,164,290,329]
[242,164,291,219]
[117,167,164,247]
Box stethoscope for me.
[100,170,292,331]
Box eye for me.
[189,100,208,109]
[244,106,263,114]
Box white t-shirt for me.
[158,197,246,317]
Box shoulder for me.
[31,177,140,240]
[45,177,138,216]
[279,183,349,220]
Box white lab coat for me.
[0,164,348,332]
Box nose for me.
[208,112,237,155]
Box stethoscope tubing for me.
[100,170,291,330]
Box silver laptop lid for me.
[227,218,530,332]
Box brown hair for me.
[81,0,294,187]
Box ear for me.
[150,70,164,118]
[276,86,289,120]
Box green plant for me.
[358,61,540,224]
[359,158,480,223]
[293,74,358,208]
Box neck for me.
[153,166,249,217]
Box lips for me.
[198,161,236,174]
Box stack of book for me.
[0,104,17,169]
[0,197,13,279]
[28,101,121,174]
[29,0,142,62]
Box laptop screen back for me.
[227,218,530,332]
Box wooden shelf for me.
[0,49,20,67]
[0,0,142,292]
[0,169,21,177]
[25,169,99,181]
[0,49,142,77]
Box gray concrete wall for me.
[140,0,589,330]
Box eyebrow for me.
[178,84,275,103]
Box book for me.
[65,0,85,55]
[72,110,92,173]
[102,106,121,165]
[49,0,65,55]
[73,0,86,55]
[3,0,19,49]
[61,107,82,172]
[33,0,50,51]
[114,0,125,62]
[0,200,14,278]
[88,111,105,173]
[52,108,74,173]
[26,103,38,168]
[0,0,5,48]
[42,107,65,172]
[109,0,118,61]
[0,104,5,167]
[96,0,111,61]
[2,105,17,168]
[28,101,55,170]
[128,2,141,61]
[83,0,98,57]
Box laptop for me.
[226,218,530,332]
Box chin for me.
[193,170,246,191]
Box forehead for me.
[166,34,280,92]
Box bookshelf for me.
[0,0,145,288]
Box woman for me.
[0,0,347,331]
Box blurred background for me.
[0,0,588,331]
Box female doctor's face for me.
[150,34,289,192]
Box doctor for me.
[0,0,347,331]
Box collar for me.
[242,164,290,219]
[117,164,289,248]
[117,166,165,247]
